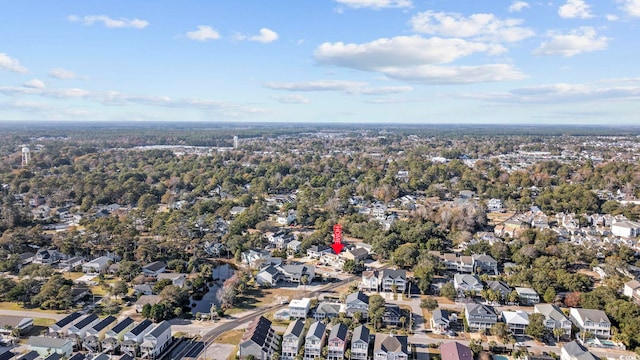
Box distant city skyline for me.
[1,0,639,124]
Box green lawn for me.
[0,302,63,314]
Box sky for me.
[1,0,639,125]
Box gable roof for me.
[283,319,305,338]
[381,269,406,279]
[71,314,98,330]
[563,341,599,360]
[148,320,171,337]
[502,311,530,325]
[432,309,449,324]
[143,261,167,272]
[130,319,153,336]
[441,342,473,360]
[352,324,370,343]
[571,308,610,324]
[91,316,116,332]
[53,311,82,329]
[16,352,38,360]
[306,321,326,340]
[28,336,72,348]
[465,303,496,317]
[486,280,511,294]
[535,304,568,323]
[241,316,273,346]
[111,317,134,334]
[346,291,369,304]
[329,323,348,341]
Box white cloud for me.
[235,28,279,43]
[558,0,593,19]
[0,101,91,118]
[346,86,413,95]
[381,64,526,84]
[249,28,279,43]
[68,15,149,29]
[186,26,221,41]
[23,79,45,89]
[265,80,367,91]
[273,94,310,104]
[618,0,640,16]
[0,53,28,73]
[334,0,412,9]
[409,11,535,43]
[606,14,619,21]
[48,68,81,79]
[315,36,506,70]
[509,1,530,12]
[462,80,640,103]
[534,27,609,57]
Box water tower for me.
[21,146,31,167]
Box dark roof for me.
[43,354,61,360]
[375,334,408,354]
[68,354,85,360]
[16,352,38,360]
[284,319,305,338]
[261,264,280,276]
[381,269,406,279]
[241,316,273,347]
[111,317,134,333]
[0,351,14,360]
[72,314,98,330]
[346,291,369,304]
[143,261,167,272]
[119,355,135,360]
[130,319,153,335]
[53,311,82,328]
[92,316,117,332]
[329,323,348,341]
[148,320,171,338]
[432,309,449,323]
[306,321,326,340]
[352,325,370,343]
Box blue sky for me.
[1,0,639,124]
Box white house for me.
[121,319,154,355]
[623,279,640,304]
[49,312,82,337]
[82,256,112,274]
[142,261,167,277]
[611,220,640,238]
[560,341,599,360]
[304,321,327,360]
[281,319,305,360]
[102,317,135,352]
[140,321,172,359]
[83,316,117,352]
[515,287,540,305]
[28,337,73,357]
[156,273,187,288]
[67,314,100,345]
[501,311,530,335]
[569,308,611,339]
[289,298,311,319]
[534,304,572,338]
[351,325,370,360]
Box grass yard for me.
[225,286,298,315]
[226,346,238,360]
[0,302,63,314]
[214,329,244,345]
[62,272,85,281]
[33,317,56,327]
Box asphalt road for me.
[0,309,65,320]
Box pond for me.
[190,263,234,314]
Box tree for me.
[469,339,483,356]
[369,294,385,330]
[564,291,581,308]
[342,259,357,274]
[553,327,566,342]
[543,287,556,304]
[440,282,457,301]
[526,313,548,341]
[111,280,128,299]
[420,298,438,312]
[490,322,510,345]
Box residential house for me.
[304,321,327,360]
[611,220,640,238]
[230,206,247,216]
[502,311,530,335]
[239,316,279,360]
[135,295,162,313]
[281,319,305,360]
[142,261,167,277]
[68,354,85,360]
[18,252,35,267]
[16,351,39,360]
[441,342,473,360]
[83,316,117,352]
[560,341,599,360]
[487,199,504,212]
[457,256,474,273]
[61,256,84,271]
[307,245,331,259]
[314,303,343,321]
[49,312,82,337]
[361,270,379,292]
[102,317,135,352]
[464,304,498,332]
[430,309,450,334]
[569,308,611,339]
[276,211,297,226]
[515,287,540,305]
[327,323,349,360]
[472,254,498,275]
[287,240,302,254]
[534,304,572,338]
[121,319,154,356]
[623,279,640,304]
[289,298,311,319]
[453,274,483,295]
[321,252,345,268]
[373,334,408,360]
[67,314,100,346]
[140,321,172,359]
[81,256,112,274]
[42,354,61,360]
[242,249,280,268]
[383,304,402,327]
[33,249,62,265]
[281,264,315,283]
[379,269,407,293]
[28,337,73,357]
[156,273,187,288]
[345,291,369,319]
[486,281,512,302]
[0,316,33,336]
[351,325,370,360]
[341,248,369,263]
[133,284,154,296]
[256,265,283,287]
